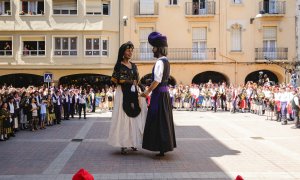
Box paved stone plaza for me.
[0,110,299,180]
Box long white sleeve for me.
[153,60,164,83]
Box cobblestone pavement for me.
[0,110,300,180]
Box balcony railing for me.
[259,1,286,15]
[185,1,215,16]
[53,9,77,15]
[54,50,77,56]
[0,50,12,56]
[135,1,159,16]
[23,50,45,56]
[133,48,216,61]
[255,48,288,60]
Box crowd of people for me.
[2,31,299,163]
[1,31,178,159]
[0,84,116,142]
[1,77,299,142]
[167,80,300,128]
[1,78,299,143]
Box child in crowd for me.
[47,95,55,126]
[39,98,47,129]
[30,98,38,131]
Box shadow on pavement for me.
[0,115,240,179]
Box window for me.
[86,0,110,15]
[232,0,242,4]
[85,37,109,56]
[192,27,207,60]
[22,37,45,56]
[199,0,205,9]
[54,37,77,56]
[140,0,154,15]
[20,0,44,15]
[102,1,110,15]
[86,0,101,15]
[139,27,153,60]
[263,0,278,14]
[263,27,277,59]
[231,24,242,52]
[0,0,11,15]
[0,37,12,56]
[53,0,77,15]
[102,39,108,56]
[192,0,207,15]
[169,0,178,5]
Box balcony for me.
[255,48,288,60]
[258,1,286,17]
[185,1,215,17]
[134,1,159,18]
[133,48,216,62]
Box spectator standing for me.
[78,90,87,119]
[39,98,47,129]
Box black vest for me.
[151,57,170,87]
[292,95,299,110]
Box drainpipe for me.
[119,0,121,47]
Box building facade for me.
[0,0,297,87]
[121,0,296,85]
[0,0,119,86]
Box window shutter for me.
[192,28,206,41]
[139,28,153,59]
[53,0,77,10]
[263,27,277,40]
[0,37,12,41]
[140,0,154,15]
[139,28,153,41]
[231,28,241,51]
[86,0,101,13]
[22,37,45,41]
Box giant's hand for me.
[140,91,149,97]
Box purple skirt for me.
[142,86,177,152]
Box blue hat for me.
[148,32,168,47]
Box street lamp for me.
[122,16,128,26]
[250,14,262,24]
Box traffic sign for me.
[44,73,53,83]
